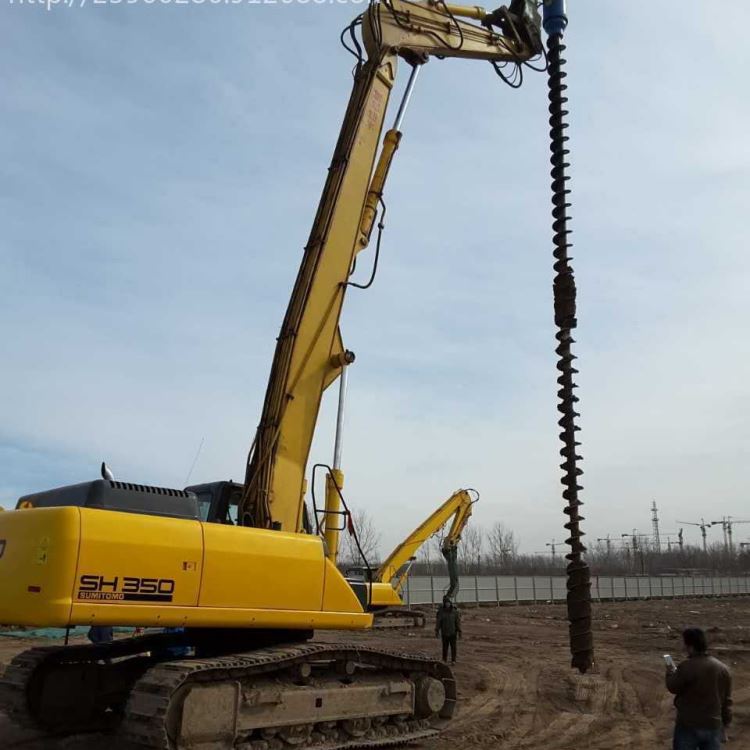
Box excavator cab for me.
[186,480,242,524]
[346,557,417,588]
[345,565,372,582]
[188,480,315,532]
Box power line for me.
[184,436,205,486]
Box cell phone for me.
[663,654,675,669]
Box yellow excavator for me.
[349,489,477,628]
[0,1,593,748]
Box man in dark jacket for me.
[666,627,732,750]
[435,596,461,663]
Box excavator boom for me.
[241,0,542,534]
[363,489,477,625]
[376,489,476,593]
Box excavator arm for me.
[361,489,476,617]
[241,0,543,535]
[376,489,476,596]
[438,490,475,599]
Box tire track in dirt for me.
[424,599,748,750]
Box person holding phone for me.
[665,627,732,749]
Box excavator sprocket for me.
[0,639,455,750]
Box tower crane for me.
[677,518,711,553]
[596,535,613,555]
[710,517,750,554]
[546,538,561,561]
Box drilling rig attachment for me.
[543,0,594,674]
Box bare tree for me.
[486,522,518,568]
[457,525,484,574]
[340,508,381,567]
[418,533,435,574]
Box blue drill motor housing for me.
[543,0,568,36]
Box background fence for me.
[403,574,750,606]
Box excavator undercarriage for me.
[1,634,455,749]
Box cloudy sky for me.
[2,1,748,558]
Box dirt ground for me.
[2,597,747,749]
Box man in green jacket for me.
[435,596,462,663]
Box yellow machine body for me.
[369,581,404,609]
[0,0,536,641]
[0,506,371,630]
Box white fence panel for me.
[403,574,750,606]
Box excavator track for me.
[0,634,162,734]
[0,639,455,750]
[0,647,53,731]
[123,643,454,749]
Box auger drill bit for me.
[543,0,594,674]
